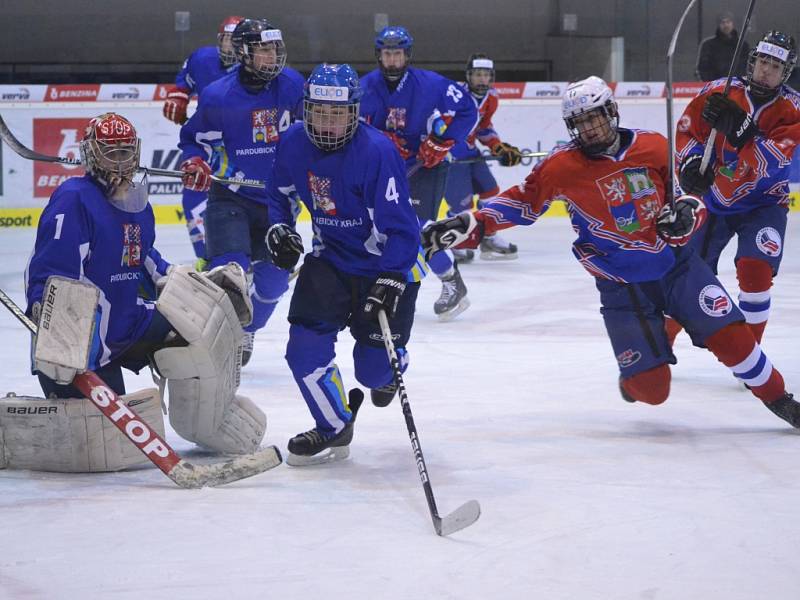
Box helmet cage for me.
[234,26,287,83]
[303,100,360,151]
[217,16,243,67]
[466,57,495,96]
[79,113,141,192]
[746,34,797,99]
[564,102,619,156]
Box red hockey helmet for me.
[218,15,245,67]
[79,113,141,195]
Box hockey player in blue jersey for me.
[266,63,424,465]
[22,113,268,466]
[179,18,305,365]
[163,15,244,264]
[360,26,478,321]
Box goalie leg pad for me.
[154,267,266,454]
[0,388,164,472]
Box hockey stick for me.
[0,287,282,488]
[452,151,548,165]
[0,113,264,189]
[666,0,700,208]
[377,309,481,536]
[699,0,757,174]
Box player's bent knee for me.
[736,257,773,291]
[621,364,671,405]
[285,325,336,376]
[0,388,164,472]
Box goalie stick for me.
[0,287,282,488]
[0,113,264,189]
[377,309,481,536]
[698,0,757,174]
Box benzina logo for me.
[33,118,88,197]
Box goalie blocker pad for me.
[34,276,100,382]
[154,267,266,455]
[0,388,164,472]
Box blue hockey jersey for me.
[174,46,237,96]
[25,176,171,368]
[179,66,305,204]
[267,122,425,281]
[360,67,479,166]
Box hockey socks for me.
[736,257,773,344]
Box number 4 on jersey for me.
[385,176,399,203]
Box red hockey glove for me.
[656,195,707,247]
[421,212,484,260]
[180,156,212,192]
[490,141,523,167]
[162,87,190,125]
[418,134,455,168]
[382,131,412,161]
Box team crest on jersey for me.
[596,168,659,233]
[698,285,732,317]
[121,223,142,267]
[385,107,407,131]
[616,348,642,368]
[308,172,336,215]
[251,109,279,143]
[756,227,782,257]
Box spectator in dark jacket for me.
[696,12,750,81]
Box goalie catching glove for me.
[490,141,523,166]
[656,194,707,247]
[421,212,485,260]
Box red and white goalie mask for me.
[79,113,147,212]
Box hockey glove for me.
[421,211,484,260]
[490,141,523,167]
[162,87,190,125]
[180,156,212,192]
[702,92,759,150]
[418,134,455,168]
[656,194,707,247]
[266,223,304,270]
[678,154,716,196]
[383,131,412,161]
[362,272,406,320]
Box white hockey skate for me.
[480,233,518,260]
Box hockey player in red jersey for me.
[670,31,799,346]
[446,53,523,262]
[422,76,800,427]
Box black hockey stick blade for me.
[435,499,481,536]
[169,446,283,488]
[0,113,81,166]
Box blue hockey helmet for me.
[231,18,287,83]
[746,30,797,100]
[303,63,362,151]
[374,26,413,81]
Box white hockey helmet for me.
[562,76,619,155]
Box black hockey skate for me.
[452,248,475,265]
[286,389,364,466]
[763,393,800,428]
[371,381,398,407]
[479,233,518,260]
[434,265,470,321]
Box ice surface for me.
[1,217,798,599]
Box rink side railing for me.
[1,82,798,228]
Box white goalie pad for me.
[154,268,266,454]
[205,262,254,327]
[0,388,164,473]
[34,276,100,384]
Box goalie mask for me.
[232,18,287,84]
[79,113,147,211]
[562,76,620,156]
[746,31,797,101]
[217,15,244,67]
[303,63,362,152]
[466,53,495,97]
[375,26,413,82]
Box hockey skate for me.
[241,332,255,367]
[480,233,518,260]
[434,265,470,321]
[371,381,398,407]
[763,393,800,428]
[286,389,363,466]
[452,248,475,265]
